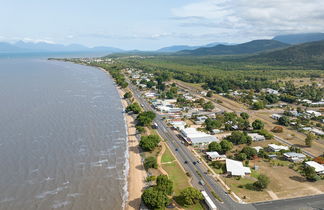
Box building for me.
[180,128,219,146]
[305,161,324,175]
[206,152,226,161]
[268,144,289,152]
[262,88,280,95]
[310,128,324,136]
[248,133,266,141]
[306,110,322,117]
[195,116,208,125]
[253,146,263,153]
[271,114,282,120]
[211,129,222,134]
[226,159,251,177]
[170,121,186,130]
[283,152,306,162]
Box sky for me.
[0,0,323,50]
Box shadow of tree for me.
[289,175,307,183]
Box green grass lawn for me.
[161,147,176,163]
[161,146,204,210]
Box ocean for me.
[0,58,127,210]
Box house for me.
[195,116,208,125]
[301,99,312,104]
[271,114,282,120]
[262,88,279,95]
[253,146,263,153]
[206,152,226,161]
[211,129,222,134]
[180,128,219,146]
[248,133,266,141]
[283,152,306,162]
[268,144,289,152]
[310,128,324,136]
[305,161,324,175]
[306,110,322,117]
[226,159,251,177]
[144,92,158,98]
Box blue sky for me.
[0,0,323,50]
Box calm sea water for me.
[0,59,127,210]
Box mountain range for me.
[273,33,324,45]
[176,40,290,56]
[245,40,324,68]
[157,42,234,52]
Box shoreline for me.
[98,67,146,210]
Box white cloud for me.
[172,0,324,38]
[21,37,56,44]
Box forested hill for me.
[176,40,289,56]
[246,40,324,68]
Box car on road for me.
[193,161,197,165]
[175,148,178,151]
[197,160,200,164]
[184,160,188,164]
[199,179,205,186]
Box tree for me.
[125,103,141,114]
[303,165,319,181]
[206,91,213,97]
[252,119,264,130]
[240,112,249,120]
[202,101,215,111]
[241,147,257,159]
[271,126,283,133]
[139,135,160,151]
[220,140,233,153]
[305,133,315,147]
[253,174,270,190]
[236,153,247,161]
[208,142,222,152]
[141,187,169,209]
[156,175,173,195]
[136,111,156,126]
[144,157,158,170]
[278,116,290,126]
[179,187,204,206]
[205,118,222,131]
[227,131,252,145]
[123,91,132,99]
[252,101,265,110]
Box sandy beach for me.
[116,87,146,210]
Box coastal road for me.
[128,82,254,210]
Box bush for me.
[253,174,270,190]
[123,91,132,99]
[258,129,274,139]
[272,126,283,133]
[125,103,141,114]
[136,126,145,134]
[278,116,290,126]
[144,157,158,170]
